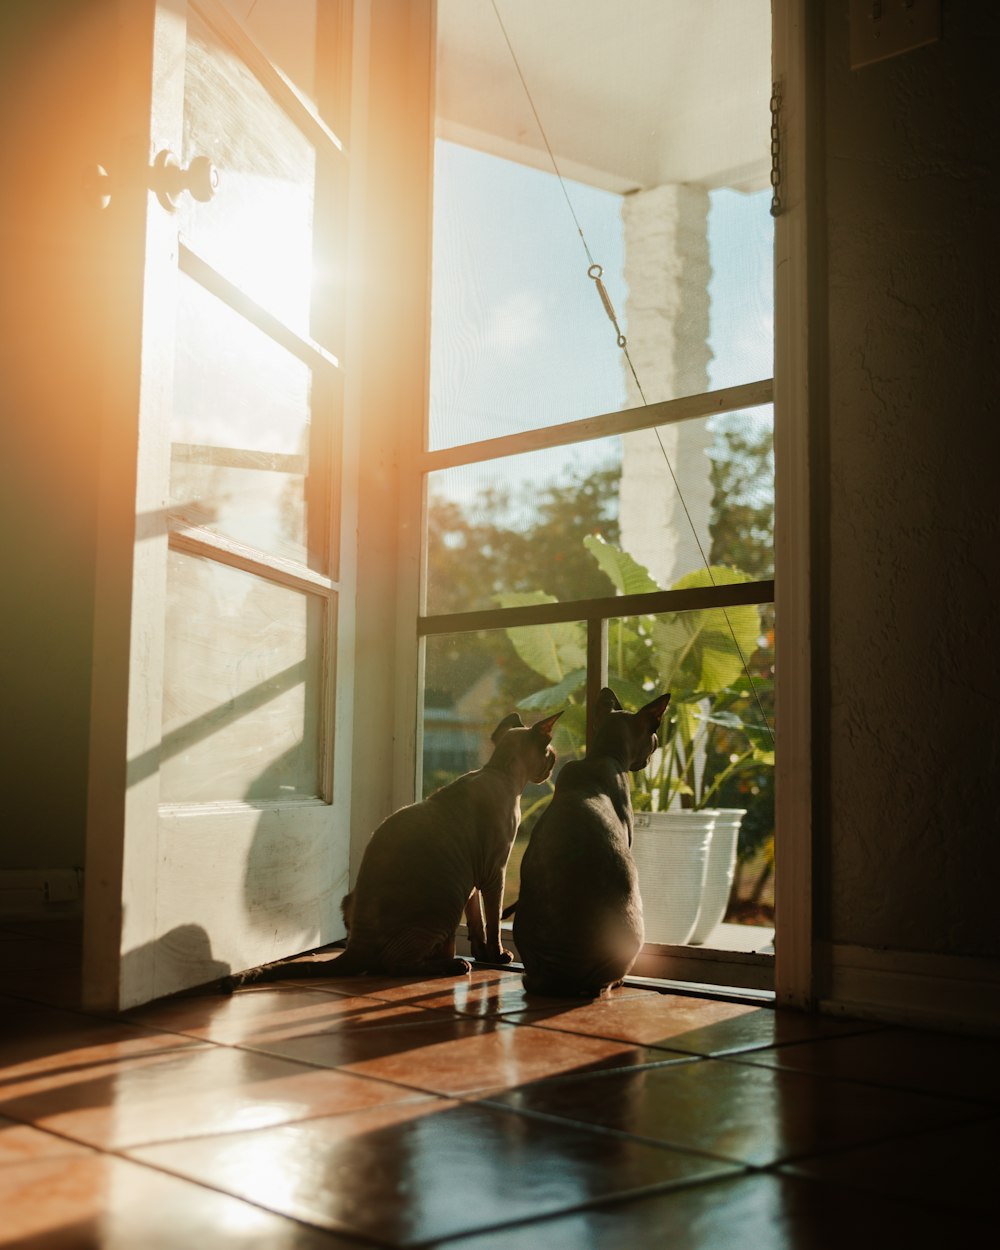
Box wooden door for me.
[83,0,352,1010]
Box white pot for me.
[688,808,746,944]
[631,810,716,945]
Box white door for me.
[83,0,352,1010]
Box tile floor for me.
[1,919,996,1248]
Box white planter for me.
[631,810,716,945]
[688,808,746,944]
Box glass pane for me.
[425,406,773,615]
[170,271,323,568]
[431,0,772,448]
[182,8,316,332]
[606,604,775,944]
[160,551,324,803]
[422,629,583,909]
[217,0,319,114]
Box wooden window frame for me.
[349,0,816,1004]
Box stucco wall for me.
[820,1,1000,955]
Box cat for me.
[512,687,671,998]
[224,709,560,989]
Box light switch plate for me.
[850,0,941,69]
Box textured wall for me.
[821,1,1000,954]
[0,1,112,871]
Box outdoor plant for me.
[499,535,774,815]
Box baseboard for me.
[818,942,1000,1036]
[0,869,84,919]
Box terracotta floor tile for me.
[130,1098,740,1245]
[507,995,880,1057]
[249,1013,685,1096]
[1,1041,423,1149]
[334,967,648,1016]
[0,1002,205,1088]
[505,992,761,1048]
[0,1115,93,1167]
[430,1171,992,1250]
[0,1153,372,1248]
[727,1027,1000,1104]
[484,1053,987,1167]
[781,1114,1000,1213]
[126,985,450,1045]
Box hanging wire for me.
[489,0,775,750]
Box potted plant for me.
[500,536,774,944]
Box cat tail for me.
[221,945,366,993]
[500,899,517,919]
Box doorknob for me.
[151,150,219,211]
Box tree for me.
[423,461,621,717]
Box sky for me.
[426,139,774,520]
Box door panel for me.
[160,552,325,803]
[84,0,349,1010]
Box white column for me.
[618,183,713,588]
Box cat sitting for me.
[225,710,560,989]
[512,687,671,998]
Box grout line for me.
[714,1049,1000,1109]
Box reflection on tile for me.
[485,1055,986,1166]
[0,1154,373,1249]
[126,986,449,1045]
[782,1115,1000,1213]
[250,1014,678,1096]
[728,1027,1000,1103]
[506,992,760,1048]
[432,1171,992,1249]
[338,968,648,1018]
[507,994,882,1056]
[0,1116,92,1167]
[1,1042,422,1149]
[131,1099,740,1245]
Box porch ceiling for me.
[435,0,772,195]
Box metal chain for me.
[769,81,782,217]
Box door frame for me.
[352,0,818,1003]
[772,0,820,1010]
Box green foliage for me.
[500,540,775,821]
[708,422,774,579]
[423,430,776,859]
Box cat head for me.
[489,709,562,784]
[592,687,672,772]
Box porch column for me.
[618,183,713,587]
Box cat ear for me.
[594,687,622,721]
[639,691,672,728]
[531,710,563,740]
[490,712,525,744]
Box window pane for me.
[431,0,772,449]
[422,629,583,909]
[607,604,775,943]
[160,551,324,803]
[171,272,322,569]
[425,406,773,616]
[182,9,316,332]
[217,0,319,116]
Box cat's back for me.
[520,757,635,898]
